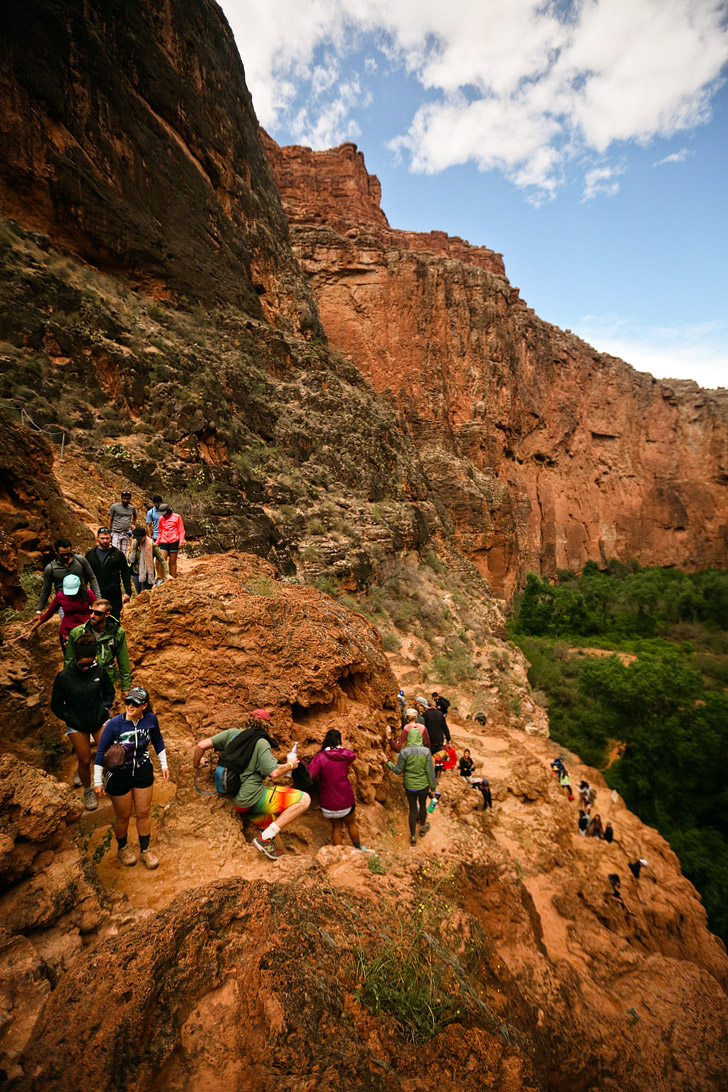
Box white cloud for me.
[572,315,728,389]
[582,163,625,201]
[653,148,691,165]
[221,0,728,198]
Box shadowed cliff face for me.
[266,140,728,596]
[0,0,321,336]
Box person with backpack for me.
[94,685,169,868]
[64,599,132,694]
[35,538,101,613]
[431,691,450,720]
[192,709,310,860]
[24,573,96,650]
[307,729,363,849]
[392,708,431,753]
[382,724,437,846]
[50,633,115,810]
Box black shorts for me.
[159,540,179,553]
[104,763,154,796]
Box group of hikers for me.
[21,486,503,869]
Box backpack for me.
[214,728,272,797]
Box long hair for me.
[321,728,342,751]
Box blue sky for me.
[220,0,728,389]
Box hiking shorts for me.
[103,762,154,796]
[235,786,305,830]
[159,540,179,553]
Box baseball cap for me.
[62,574,81,595]
[251,708,272,721]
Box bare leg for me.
[275,792,311,831]
[168,551,178,578]
[110,791,134,842]
[331,818,343,845]
[70,732,93,788]
[132,783,154,838]
[344,810,361,847]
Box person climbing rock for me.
[156,502,185,578]
[193,709,310,860]
[35,538,100,613]
[64,599,132,696]
[559,767,574,800]
[50,633,115,810]
[382,723,436,846]
[578,809,589,836]
[94,685,169,868]
[628,858,648,880]
[85,526,131,619]
[458,749,474,778]
[24,572,96,650]
[604,822,614,844]
[107,490,137,555]
[307,729,364,849]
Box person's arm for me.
[25,593,60,636]
[101,670,115,715]
[36,564,53,612]
[386,751,406,775]
[119,552,132,598]
[193,737,215,767]
[81,556,101,599]
[93,719,115,792]
[426,753,437,791]
[177,516,185,546]
[50,673,68,723]
[115,630,132,692]
[149,716,169,780]
[442,715,451,743]
[420,727,431,749]
[63,629,78,668]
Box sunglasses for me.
[90,609,109,617]
[124,698,142,706]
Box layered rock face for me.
[0,0,321,335]
[267,140,728,595]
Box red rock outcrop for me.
[266,140,728,595]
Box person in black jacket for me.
[420,701,450,756]
[50,634,115,811]
[85,527,132,619]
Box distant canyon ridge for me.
[264,138,728,595]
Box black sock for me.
[117,834,127,849]
[139,834,150,852]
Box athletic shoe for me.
[139,849,159,870]
[117,846,137,867]
[270,839,285,858]
[83,786,98,811]
[253,834,279,860]
[356,845,375,853]
[410,835,417,846]
[73,771,82,788]
[154,578,164,586]
[419,823,430,837]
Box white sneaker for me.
[73,771,82,787]
[83,786,98,811]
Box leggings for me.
[406,788,430,837]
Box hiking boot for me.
[117,845,137,867]
[253,834,279,861]
[270,838,285,858]
[83,786,98,811]
[410,835,417,846]
[139,849,159,870]
[419,823,430,837]
[73,771,82,788]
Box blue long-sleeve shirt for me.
[94,711,167,785]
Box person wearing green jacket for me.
[384,725,437,846]
[64,598,132,694]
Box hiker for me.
[192,709,310,861]
[587,813,604,838]
[64,599,132,695]
[478,778,493,810]
[156,502,185,578]
[36,538,100,613]
[392,708,430,753]
[550,756,565,777]
[85,526,131,619]
[50,633,115,810]
[94,685,168,869]
[412,696,428,725]
[628,858,648,880]
[25,573,96,650]
[442,744,458,772]
[459,749,474,778]
[431,691,450,736]
[578,809,589,836]
[145,494,166,581]
[307,729,364,849]
[473,710,487,727]
[383,724,436,846]
[420,697,450,758]
[107,490,137,554]
[128,527,166,593]
[578,779,591,807]
[604,822,614,844]
[559,767,574,800]
[397,688,406,726]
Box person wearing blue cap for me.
[24,572,97,649]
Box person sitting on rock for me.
[50,633,115,811]
[442,744,458,772]
[193,709,310,861]
[307,729,364,850]
[587,813,604,838]
[391,708,430,753]
[628,857,648,880]
[94,685,169,869]
[382,724,436,846]
[459,749,474,778]
[473,710,487,727]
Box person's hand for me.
[378,752,388,764]
[288,755,300,769]
[122,593,130,604]
[94,784,105,798]
[161,768,170,781]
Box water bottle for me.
[287,742,298,765]
[427,790,441,814]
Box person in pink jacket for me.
[156,503,185,578]
[307,729,363,848]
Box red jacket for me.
[157,512,185,545]
[40,589,96,640]
[307,747,356,811]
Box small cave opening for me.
[291,700,335,726]
[338,671,370,702]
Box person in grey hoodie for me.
[36,538,100,613]
[384,725,437,846]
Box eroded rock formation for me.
[267,140,728,595]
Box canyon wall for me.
[266,140,728,595]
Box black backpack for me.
[214,728,272,796]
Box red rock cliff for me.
[266,139,728,595]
